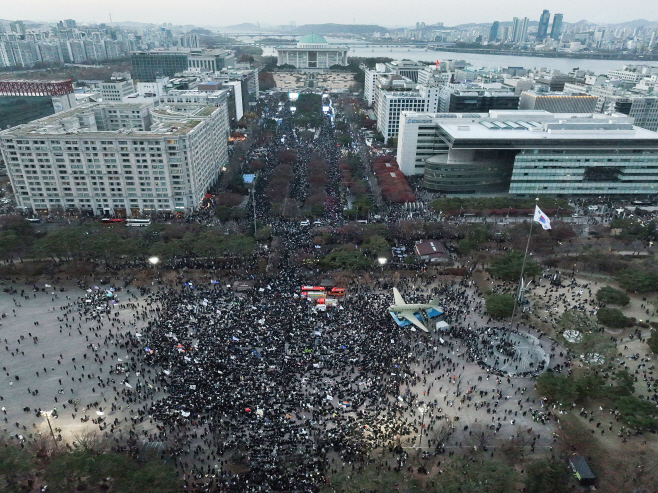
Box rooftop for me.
[401,110,658,142]
[298,33,327,45]
[0,102,217,138]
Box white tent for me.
[436,321,450,331]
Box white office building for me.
[101,76,136,102]
[608,65,658,82]
[373,74,445,143]
[363,63,387,107]
[0,98,229,215]
[396,110,658,196]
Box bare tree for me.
[71,427,111,455]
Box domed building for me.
[276,33,349,70]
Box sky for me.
[3,0,658,28]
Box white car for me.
[300,220,310,227]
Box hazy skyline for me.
[3,0,658,28]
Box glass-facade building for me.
[510,150,658,196]
[131,51,188,82]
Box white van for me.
[300,220,310,227]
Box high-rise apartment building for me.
[551,14,564,40]
[489,22,500,43]
[0,98,229,215]
[179,34,199,49]
[537,10,551,40]
[516,17,530,43]
[510,17,530,43]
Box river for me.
[252,36,645,75]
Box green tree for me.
[485,294,515,319]
[149,238,185,260]
[615,268,658,293]
[32,227,83,260]
[430,458,517,493]
[320,247,373,270]
[524,458,571,493]
[613,395,658,431]
[361,235,390,258]
[254,225,273,241]
[0,439,36,490]
[43,450,181,493]
[648,332,658,354]
[611,369,635,397]
[596,286,630,306]
[574,371,607,399]
[0,217,35,259]
[597,307,632,328]
[535,373,576,403]
[488,250,541,282]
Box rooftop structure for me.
[0,79,74,96]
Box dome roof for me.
[297,33,328,45]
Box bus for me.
[100,218,125,224]
[126,218,151,227]
[300,286,346,299]
[301,286,326,300]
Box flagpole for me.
[509,197,539,332]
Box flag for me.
[534,205,551,230]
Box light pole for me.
[378,257,387,274]
[42,410,59,451]
[417,406,426,449]
[148,256,159,267]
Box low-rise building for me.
[100,75,136,102]
[438,84,520,113]
[519,91,597,113]
[415,240,450,262]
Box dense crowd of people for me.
[4,94,653,493]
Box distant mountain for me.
[110,21,158,28]
[294,24,389,35]
[611,19,658,28]
[223,23,262,32]
[222,22,388,36]
[449,21,539,30]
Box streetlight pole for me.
[252,172,258,237]
[417,406,426,449]
[43,411,59,451]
